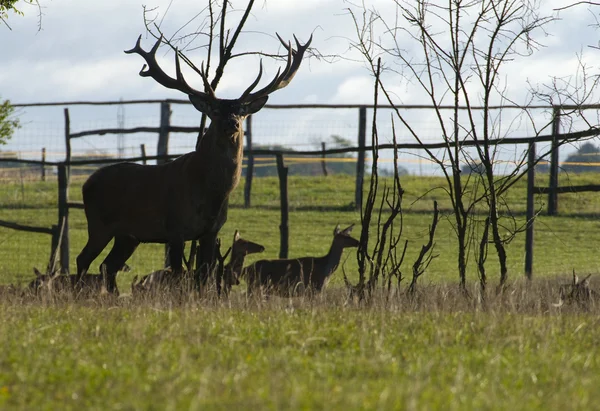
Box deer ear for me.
[582,274,592,287]
[245,96,269,115]
[342,224,355,234]
[334,224,341,235]
[234,230,240,242]
[188,95,213,116]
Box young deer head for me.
[224,230,265,288]
[76,34,311,294]
[555,270,597,308]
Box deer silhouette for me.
[243,224,359,297]
[76,34,311,293]
[28,265,126,297]
[223,230,265,291]
[131,230,264,296]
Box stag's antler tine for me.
[199,62,216,98]
[124,34,144,55]
[150,35,162,55]
[279,41,294,77]
[125,34,212,99]
[174,49,196,95]
[294,34,301,50]
[241,33,310,103]
[240,60,265,100]
[276,32,289,50]
[303,33,313,50]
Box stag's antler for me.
[240,33,313,102]
[126,33,311,102]
[125,35,216,99]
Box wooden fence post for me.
[41,147,46,181]
[276,154,289,259]
[57,164,70,274]
[158,102,172,265]
[140,144,147,165]
[525,140,536,279]
[321,142,328,176]
[50,224,59,266]
[548,106,560,216]
[355,106,367,211]
[244,115,254,208]
[64,108,71,180]
[157,101,171,165]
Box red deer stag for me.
[243,224,359,297]
[131,230,264,296]
[77,34,311,293]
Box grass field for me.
[2,173,600,287]
[1,173,600,409]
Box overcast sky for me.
[2,0,600,171]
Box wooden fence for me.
[3,100,600,277]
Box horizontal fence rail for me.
[14,99,600,110]
[3,127,600,167]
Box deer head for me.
[125,33,312,139]
[555,269,596,308]
[226,230,266,286]
[28,267,50,293]
[332,224,361,249]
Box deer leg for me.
[168,240,184,274]
[76,231,113,281]
[100,235,139,294]
[196,233,218,291]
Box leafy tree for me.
[1,0,41,29]
[562,142,600,174]
[0,98,19,145]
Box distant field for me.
[1,173,600,410]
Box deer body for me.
[82,128,241,242]
[77,34,311,293]
[132,230,264,296]
[28,268,112,296]
[244,225,358,297]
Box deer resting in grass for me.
[243,224,359,297]
[554,270,599,308]
[131,230,264,295]
[76,34,311,293]
[28,265,122,297]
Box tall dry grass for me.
[3,275,597,316]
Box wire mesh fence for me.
[3,100,600,284]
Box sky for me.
[2,0,600,174]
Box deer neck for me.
[225,251,246,277]
[320,241,347,278]
[195,124,245,189]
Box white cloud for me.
[3,0,600,162]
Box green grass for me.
[0,295,598,410]
[2,173,600,409]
